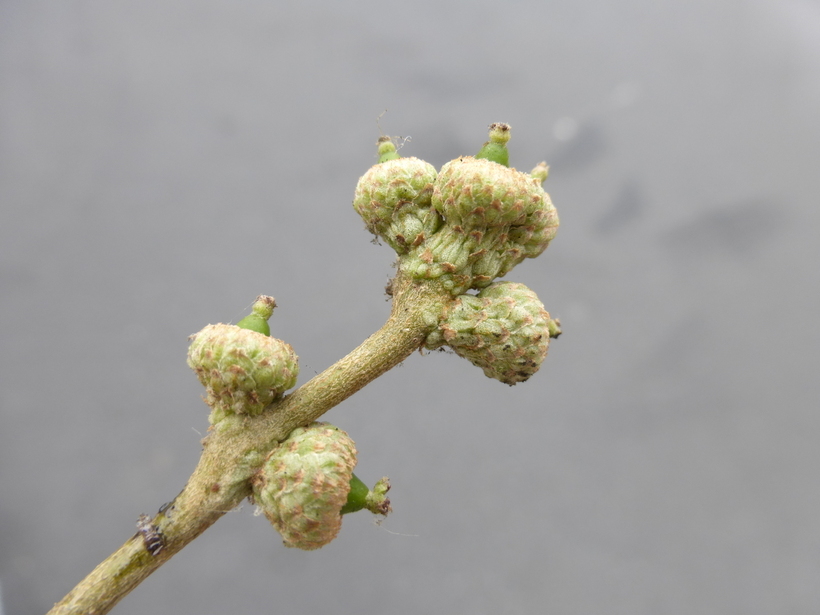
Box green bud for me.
[187,315,299,420]
[377,136,401,163]
[252,422,357,551]
[530,161,549,184]
[356,125,559,295]
[235,295,276,336]
[400,152,558,294]
[433,156,539,227]
[475,122,511,167]
[364,476,392,516]
[425,281,556,385]
[353,156,440,253]
[341,475,392,516]
[341,473,370,515]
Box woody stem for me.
[47,271,452,615]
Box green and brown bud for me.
[425,281,555,385]
[252,422,357,551]
[401,156,558,293]
[530,161,549,184]
[433,156,543,227]
[187,298,299,421]
[355,124,559,295]
[352,156,440,253]
[235,295,276,336]
[340,475,392,516]
[376,135,401,163]
[475,122,511,167]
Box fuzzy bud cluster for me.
[353,125,558,295]
[402,157,558,293]
[252,422,357,551]
[425,281,558,385]
[187,303,299,422]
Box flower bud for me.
[187,301,299,420]
[426,282,555,385]
[252,422,357,550]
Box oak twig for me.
[47,272,451,615]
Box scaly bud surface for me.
[352,157,440,254]
[433,156,541,227]
[252,422,357,550]
[354,124,559,294]
[401,156,558,293]
[425,281,554,385]
[187,321,299,421]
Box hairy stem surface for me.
[48,272,451,615]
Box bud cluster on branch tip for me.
[252,422,391,551]
[353,124,559,295]
[425,281,561,385]
[187,296,299,422]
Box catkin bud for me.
[252,422,357,550]
[426,281,555,385]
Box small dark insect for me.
[136,514,164,556]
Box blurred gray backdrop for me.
[2,1,820,614]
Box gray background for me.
[2,1,819,614]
